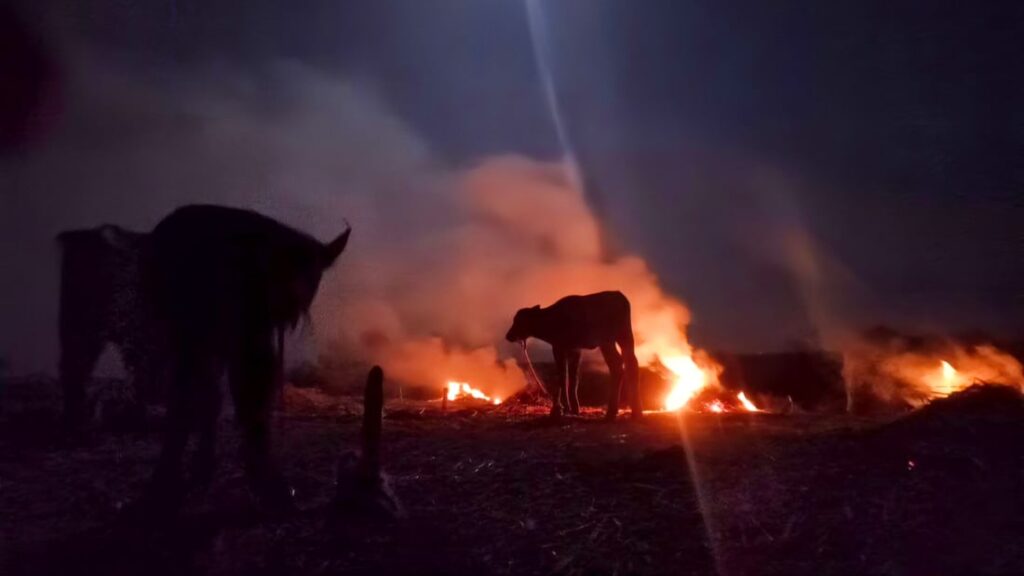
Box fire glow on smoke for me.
[330,157,725,408]
[846,341,1024,407]
[909,355,1024,404]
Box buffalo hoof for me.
[124,476,185,524]
[190,452,216,488]
[60,407,89,438]
[253,476,296,517]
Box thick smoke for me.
[316,155,706,398]
[2,49,707,401]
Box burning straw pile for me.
[879,382,1024,441]
[844,328,1024,410]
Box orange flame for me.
[922,358,991,399]
[662,354,716,411]
[932,360,966,396]
[737,391,760,412]
[446,381,501,405]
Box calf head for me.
[505,305,541,342]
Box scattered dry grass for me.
[0,377,1019,575]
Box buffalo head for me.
[279,222,352,328]
[505,305,541,342]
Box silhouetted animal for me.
[506,291,641,419]
[145,204,350,511]
[56,224,164,429]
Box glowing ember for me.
[706,399,725,413]
[446,381,501,405]
[662,354,711,411]
[737,391,761,412]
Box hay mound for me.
[281,384,347,414]
[886,383,1024,438]
[869,383,1022,485]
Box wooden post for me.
[360,365,384,480]
[334,364,402,518]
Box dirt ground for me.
[0,377,1020,576]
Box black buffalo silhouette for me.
[145,204,350,511]
[56,224,164,429]
[506,291,641,420]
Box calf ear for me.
[321,222,352,268]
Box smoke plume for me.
[2,47,707,402]
[316,155,706,398]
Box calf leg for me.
[600,343,624,420]
[566,350,582,415]
[622,344,641,418]
[550,346,567,419]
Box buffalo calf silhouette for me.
[506,291,641,420]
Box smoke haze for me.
[2,47,708,401]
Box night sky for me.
[2,0,1023,368]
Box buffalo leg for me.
[58,329,103,431]
[550,346,567,418]
[600,343,624,420]
[121,338,164,406]
[566,350,582,415]
[191,377,223,486]
[149,348,218,508]
[229,332,292,511]
[116,341,157,429]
